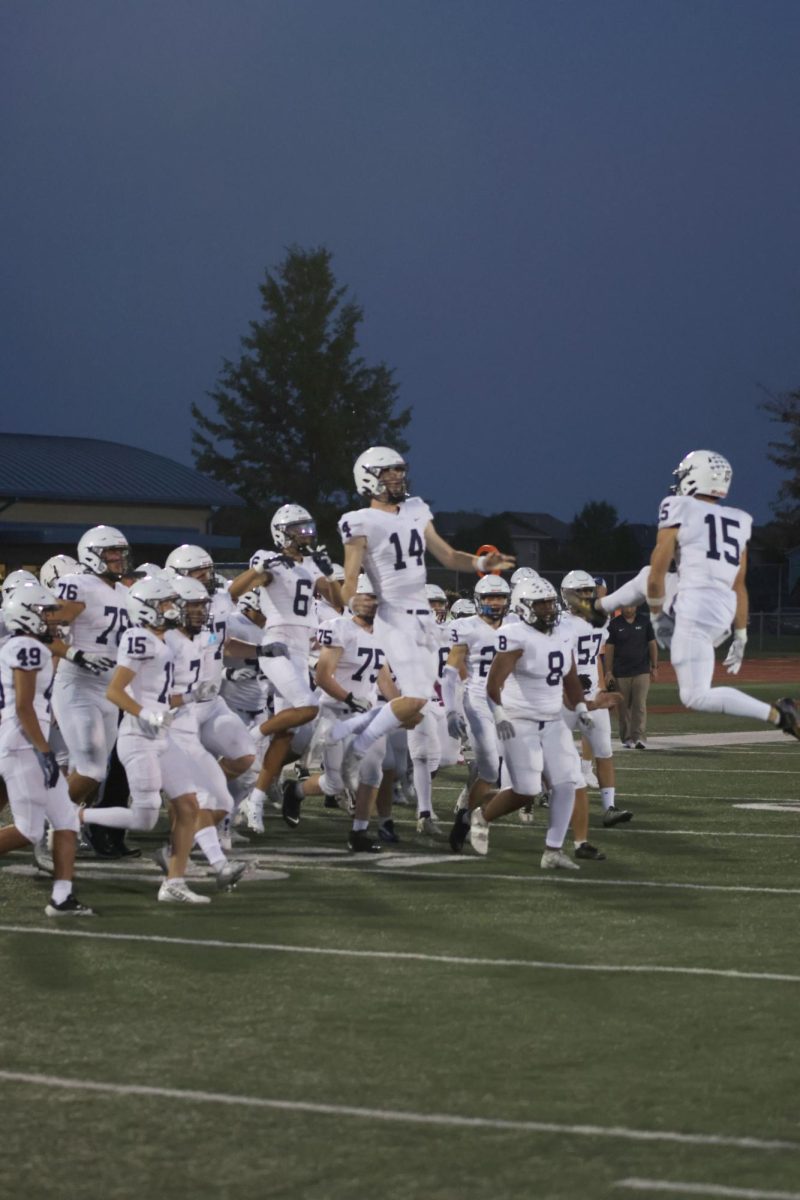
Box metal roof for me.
[0,433,244,507]
[0,521,240,549]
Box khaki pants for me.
[615,673,650,745]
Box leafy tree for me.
[567,501,641,571]
[761,386,800,540]
[192,246,411,551]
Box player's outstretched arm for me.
[425,523,515,574]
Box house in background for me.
[433,509,571,570]
[0,433,244,575]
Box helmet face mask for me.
[77,526,131,580]
[126,577,181,630]
[474,575,510,622]
[353,447,408,502]
[173,576,211,635]
[425,583,448,624]
[671,450,732,499]
[449,598,477,621]
[560,569,604,625]
[511,577,560,632]
[270,505,316,553]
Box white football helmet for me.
[126,575,180,630]
[511,576,560,632]
[77,525,131,578]
[510,567,541,586]
[474,574,511,619]
[449,597,477,620]
[270,504,317,551]
[164,545,215,595]
[39,555,79,590]
[2,581,59,637]
[1,569,38,598]
[561,569,607,628]
[353,446,408,502]
[425,583,448,624]
[133,561,165,579]
[173,574,211,634]
[672,450,732,499]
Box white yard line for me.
[615,1179,800,1199]
[374,870,800,896]
[0,1070,796,1152]
[0,925,798,983]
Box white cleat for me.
[469,808,490,856]
[453,786,470,815]
[158,880,211,904]
[215,860,248,891]
[518,803,535,825]
[416,815,445,840]
[540,848,580,871]
[242,795,265,834]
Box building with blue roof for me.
[0,433,244,573]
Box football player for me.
[336,447,514,834]
[648,451,798,737]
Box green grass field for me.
[2,682,799,1200]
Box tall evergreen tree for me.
[761,387,800,537]
[192,246,410,548]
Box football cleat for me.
[377,819,400,844]
[468,808,490,856]
[575,842,606,861]
[518,802,535,825]
[241,794,265,834]
[215,860,247,890]
[603,806,633,827]
[416,814,445,840]
[45,894,96,917]
[540,848,580,871]
[775,697,800,740]
[281,779,303,829]
[348,829,382,853]
[448,809,471,854]
[157,880,211,904]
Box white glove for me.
[345,692,372,713]
[224,665,259,682]
[193,680,219,702]
[447,711,467,740]
[651,610,675,651]
[249,549,273,573]
[258,642,289,659]
[137,708,171,738]
[493,704,515,741]
[575,702,594,732]
[723,628,747,675]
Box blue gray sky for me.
[4,0,800,526]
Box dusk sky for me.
[4,0,800,529]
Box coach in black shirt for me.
[604,605,659,748]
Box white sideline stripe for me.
[1,925,799,983]
[616,1180,800,1198]
[391,816,800,841]
[371,870,800,896]
[0,1071,796,1152]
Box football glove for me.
[577,673,592,693]
[310,545,335,577]
[137,708,171,738]
[574,702,594,732]
[258,642,289,659]
[66,647,116,675]
[345,693,372,713]
[723,628,747,675]
[224,665,259,682]
[34,748,60,789]
[447,711,467,741]
[651,611,675,651]
[180,680,219,705]
[249,549,272,574]
[493,705,515,741]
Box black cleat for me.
[575,842,606,861]
[281,779,303,828]
[377,819,400,844]
[448,809,471,854]
[775,698,800,741]
[348,829,382,853]
[45,894,96,918]
[603,806,633,827]
[324,795,339,808]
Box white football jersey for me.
[258,555,319,650]
[560,612,607,700]
[658,494,752,594]
[115,627,174,736]
[449,615,507,698]
[316,616,387,706]
[338,497,433,608]
[202,587,235,683]
[496,620,575,720]
[56,573,132,672]
[164,629,204,734]
[431,620,453,704]
[221,610,267,714]
[0,636,54,751]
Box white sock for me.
[194,826,226,868]
[331,706,382,741]
[600,787,615,811]
[51,880,71,904]
[353,819,369,832]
